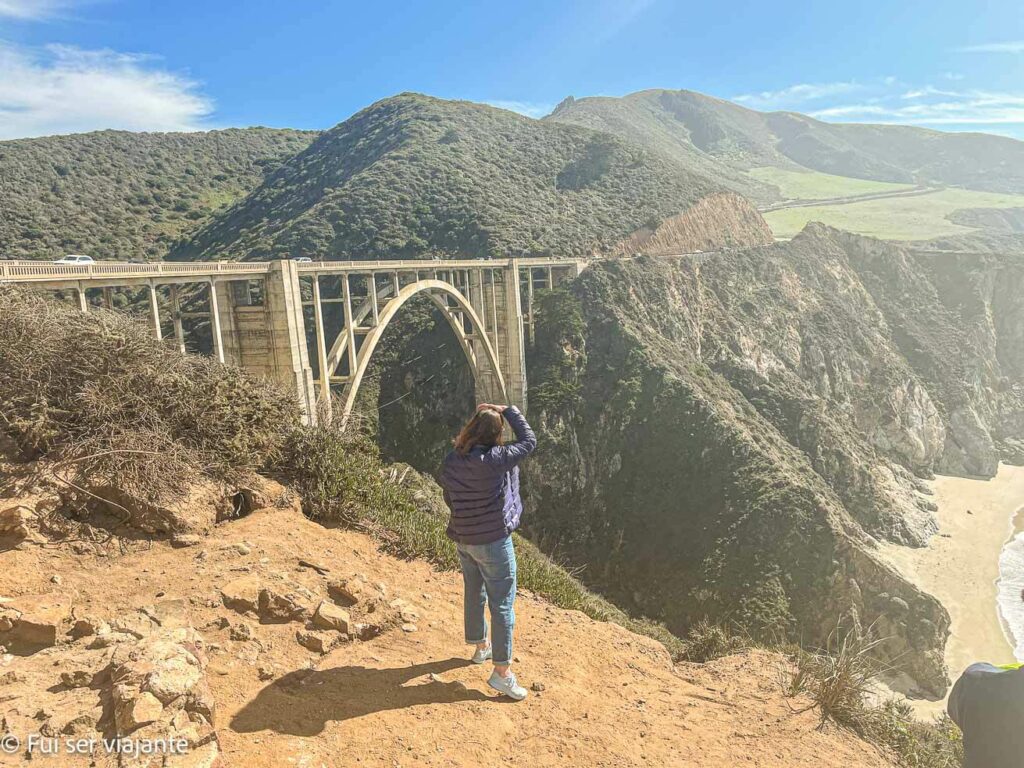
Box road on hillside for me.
[759,185,942,213]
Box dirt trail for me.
[0,485,893,767]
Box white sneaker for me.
[471,645,492,664]
[488,670,528,701]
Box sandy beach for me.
[879,462,1024,716]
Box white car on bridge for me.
[54,254,95,265]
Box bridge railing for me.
[0,260,272,282]
[0,256,585,284]
[293,256,583,273]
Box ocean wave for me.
[997,530,1024,663]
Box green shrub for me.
[870,700,964,768]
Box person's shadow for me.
[230,657,492,736]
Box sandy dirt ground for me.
[880,462,1024,717]
[0,483,894,768]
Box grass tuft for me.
[787,622,963,767]
[678,619,749,663]
[788,623,884,730]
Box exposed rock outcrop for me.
[613,192,774,255]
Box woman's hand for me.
[476,403,507,413]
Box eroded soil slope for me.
[0,462,892,767]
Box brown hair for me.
[454,409,504,455]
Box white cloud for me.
[957,40,1024,54]
[735,75,1024,134]
[0,0,81,20]
[809,88,1024,127]
[733,81,861,109]
[0,43,214,139]
[484,100,554,119]
[900,86,961,99]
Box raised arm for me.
[483,405,536,469]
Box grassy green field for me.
[748,166,915,201]
[763,187,1024,240]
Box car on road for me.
[291,256,313,263]
[54,254,95,265]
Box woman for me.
[440,402,537,701]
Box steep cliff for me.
[519,243,951,693]
[830,231,1024,474]
[367,226,1023,695]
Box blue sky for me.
[1,0,1023,139]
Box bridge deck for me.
[0,257,584,288]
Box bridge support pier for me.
[262,261,317,423]
[170,286,186,354]
[502,259,527,412]
[212,281,244,366]
[466,269,504,407]
[208,281,225,364]
[147,282,162,340]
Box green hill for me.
[169,94,770,262]
[548,90,1024,199]
[0,128,317,261]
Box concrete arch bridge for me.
[1,257,584,425]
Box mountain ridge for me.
[168,93,771,262]
[548,88,1024,198]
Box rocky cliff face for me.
[519,244,946,693]
[831,231,1024,474]
[370,225,1023,695]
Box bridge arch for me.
[336,278,507,429]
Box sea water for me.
[997,522,1024,663]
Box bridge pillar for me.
[147,282,162,340]
[170,285,186,354]
[502,259,527,412]
[227,261,317,424]
[213,280,244,366]
[466,269,504,407]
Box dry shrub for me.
[788,623,883,730]
[0,287,299,501]
[679,619,749,663]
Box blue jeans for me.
[456,535,516,665]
